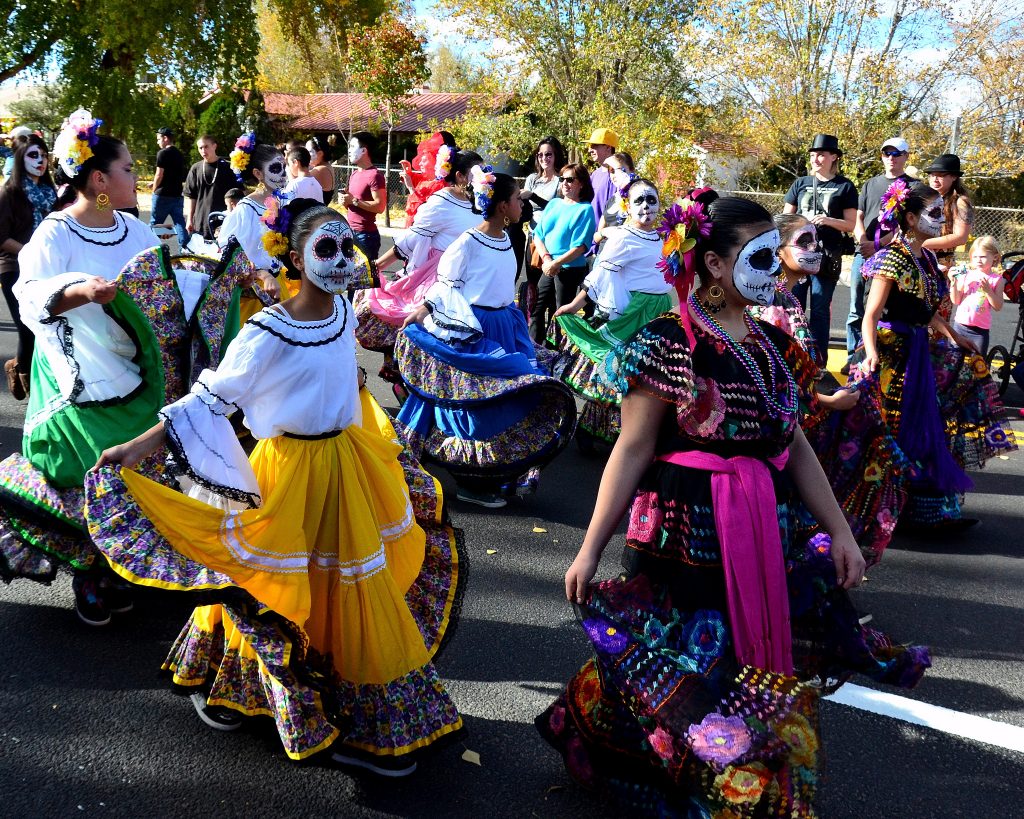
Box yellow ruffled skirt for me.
[91,392,463,759]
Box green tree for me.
[347,9,430,224]
[196,92,248,157]
[427,45,486,93]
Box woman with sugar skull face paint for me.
[352,148,482,392]
[856,179,1014,532]
[539,190,931,817]
[550,178,673,450]
[752,213,911,566]
[397,169,577,507]
[90,197,465,774]
[0,134,57,398]
[217,138,291,321]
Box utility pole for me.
[949,115,962,154]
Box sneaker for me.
[98,576,134,614]
[4,359,26,401]
[72,576,111,627]
[189,692,243,732]
[332,747,418,778]
[455,487,507,509]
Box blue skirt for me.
[395,305,576,484]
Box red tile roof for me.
[261,92,508,133]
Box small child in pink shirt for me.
[950,235,1004,354]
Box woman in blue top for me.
[529,163,597,344]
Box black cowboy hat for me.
[808,134,842,156]
[923,153,962,176]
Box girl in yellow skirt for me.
[86,198,464,776]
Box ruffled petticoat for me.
[354,248,445,355]
[554,291,671,443]
[86,391,465,761]
[395,306,577,490]
[537,458,931,818]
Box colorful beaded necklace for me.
[688,293,798,418]
[898,234,942,308]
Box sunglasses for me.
[881,149,907,157]
[537,151,555,158]
[559,176,578,184]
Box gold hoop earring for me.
[503,216,511,227]
[95,193,110,211]
[702,283,726,313]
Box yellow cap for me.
[586,128,619,149]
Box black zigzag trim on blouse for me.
[467,230,511,251]
[435,189,473,209]
[624,225,661,242]
[239,198,267,215]
[160,413,261,508]
[193,378,242,417]
[49,213,131,246]
[246,301,350,347]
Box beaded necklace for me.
[688,294,798,418]
[898,234,942,308]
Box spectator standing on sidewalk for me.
[343,131,387,261]
[149,127,187,248]
[782,134,857,363]
[586,128,620,230]
[183,135,235,245]
[846,136,915,369]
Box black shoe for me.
[98,575,134,614]
[72,576,111,627]
[840,363,851,376]
[332,746,418,778]
[189,693,243,732]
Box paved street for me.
[1,263,1023,817]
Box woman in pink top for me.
[950,235,1004,354]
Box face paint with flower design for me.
[303,219,360,294]
[784,224,822,274]
[732,228,781,306]
[917,196,945,237]
[259,156,287,192]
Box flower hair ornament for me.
[434,144,454,181]
[469,164,496,216]
[52,109,103,177]
[230,132,257,182]
[657,188,714,350]
[876,178,909,250]
[615,172,640,215]
[260,194,291,258]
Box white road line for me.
[826,683,1024,754]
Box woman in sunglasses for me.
[0,134,57,398]
[858,180,1014,532]
[756,213,908,566]
[529,162,597,344]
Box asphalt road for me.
[1,260,1022,818]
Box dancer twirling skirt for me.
[88,199,463,774]
[755,213,911,566]
[538,193,930,817]
[858,180,1015,530]
[552,178,672,447]
[353,149,481,383]
[0,115,189,623]
[397,168,576,508]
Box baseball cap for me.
[157,127,175,137]
[881,137,910,154]
[10,126,32,138]
[587,128,620,149]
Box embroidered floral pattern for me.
[687,713,753,768]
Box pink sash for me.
[658,449,794,675]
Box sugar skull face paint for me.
[917,196,945,238]
[347,138,366,165]
[627,183,660,229]
[23,146,46,178]
[782,223,822,275]
[304,219,359,294]
[260,155,287,192]
[732,228,781,306]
